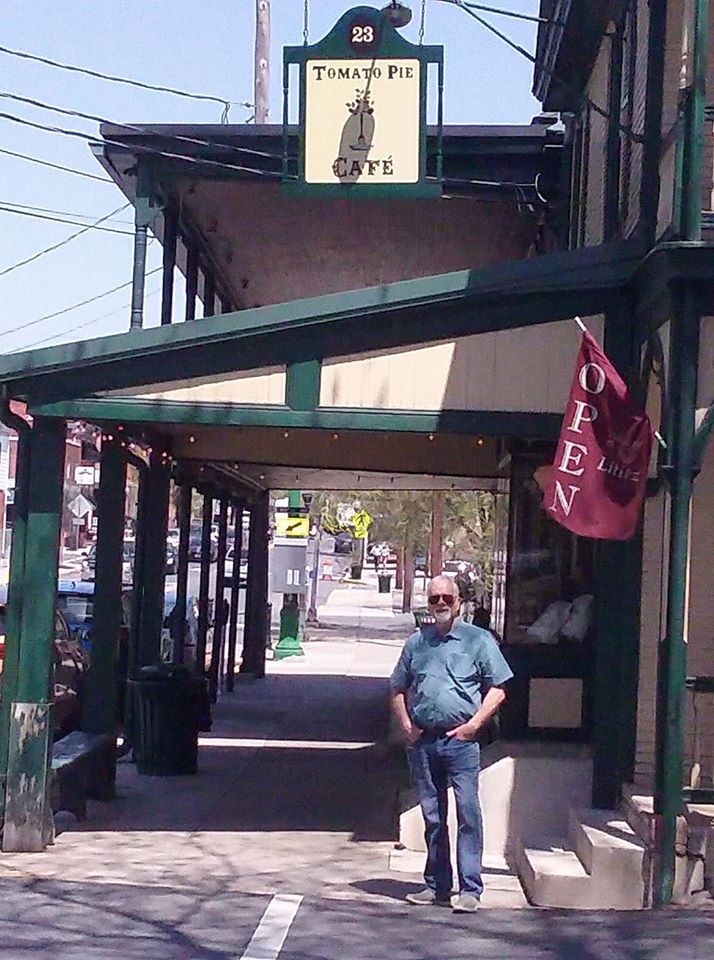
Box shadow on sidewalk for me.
[91,672,410,842]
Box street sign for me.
[275,515,310,538]
[283,6,443,199]
[74,464,96,485]
[68,493,93,518]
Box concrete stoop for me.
[621,784,714,905]
[514,808,647,909]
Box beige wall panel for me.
[697,316,714,419]
[320,318,603,413]
[685,442,714,787]
[116,367,286,406]
[635,491,669,789]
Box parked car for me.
[0,590,88,740]
[82,538,177,581]
[188,529,218,563]
[224,546,248,583]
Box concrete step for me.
[568,808,647,909]
[514,836,593,908]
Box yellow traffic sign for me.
[275,515,310,538]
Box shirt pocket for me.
[445,652,480,683]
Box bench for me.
[50,731,116,819]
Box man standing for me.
[390,575,512,912]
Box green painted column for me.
[171,483,192,666]
[208,498,228,701]
[225,501,244,692]
[653,286,700,906]
[0,418,31,822]
[136,449,171,668]
[240,492,269,678]
[82,438,126,739]
[3,417,66,852]
[591,311,644,809]
[195,494,213,676]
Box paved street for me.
[1,576,713,957]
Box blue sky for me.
[0,1,541,354]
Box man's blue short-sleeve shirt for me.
[389,619,513,730]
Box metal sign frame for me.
[283,5,443,198]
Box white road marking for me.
[240,894,303,960]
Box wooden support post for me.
[430,491,443,577]
[185,244,199,323]
[3,417,66,852]
[195,494,213,676]
[136,450,170,668]
[82,438,126,742]
[255,0,270,123]
[226,501,244,692]
[241,492,269,678]
[208,499,229,700]
[160,204,177,325]
[172,484,192,665]
[203,271,216,318]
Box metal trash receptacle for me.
[377,574,392,593]
[128,664,211,775]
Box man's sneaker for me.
[451,893,480,913]
[405,888,451,906]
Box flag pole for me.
[574,315,588,333]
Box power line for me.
[0,266,162,342]
[0,202,132,279]
[0,199,133,225]
[0,110,285,180]
[0,90,283,162]
[0,146,114,183]
[0,43,251,118]
[11,286,162,353]
[0,203,134,235]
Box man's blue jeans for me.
[408,732,483,898]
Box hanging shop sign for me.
[283,6,443,198]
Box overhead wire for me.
[11,285,162,353]
[0,110,286,180]
[0,43,251,119]
[0,203,134,235]
[0,145,114,183]
[0,90,283,163]
[0,199,133,224]
[0,202,132,279]
[0,266,162,342]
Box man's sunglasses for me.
[427,594,456,606]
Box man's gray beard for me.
[434,609,452,625]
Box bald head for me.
[427,575,460,634]
[427,575,459,598]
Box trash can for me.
[350,563,363,580]
[377,573,392,593]
[128,664,211,775]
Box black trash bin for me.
[128,664,211,775]
[377,573,392,593]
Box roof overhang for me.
[534,0,616,111]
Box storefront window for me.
[504,458,594,645]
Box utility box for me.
[271,538,308,595]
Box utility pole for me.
[254,0,270,123]
[429,491,443,577]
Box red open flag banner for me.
[541,329,653,541]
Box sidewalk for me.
[1,579,713,957]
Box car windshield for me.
[57,595,94,625]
